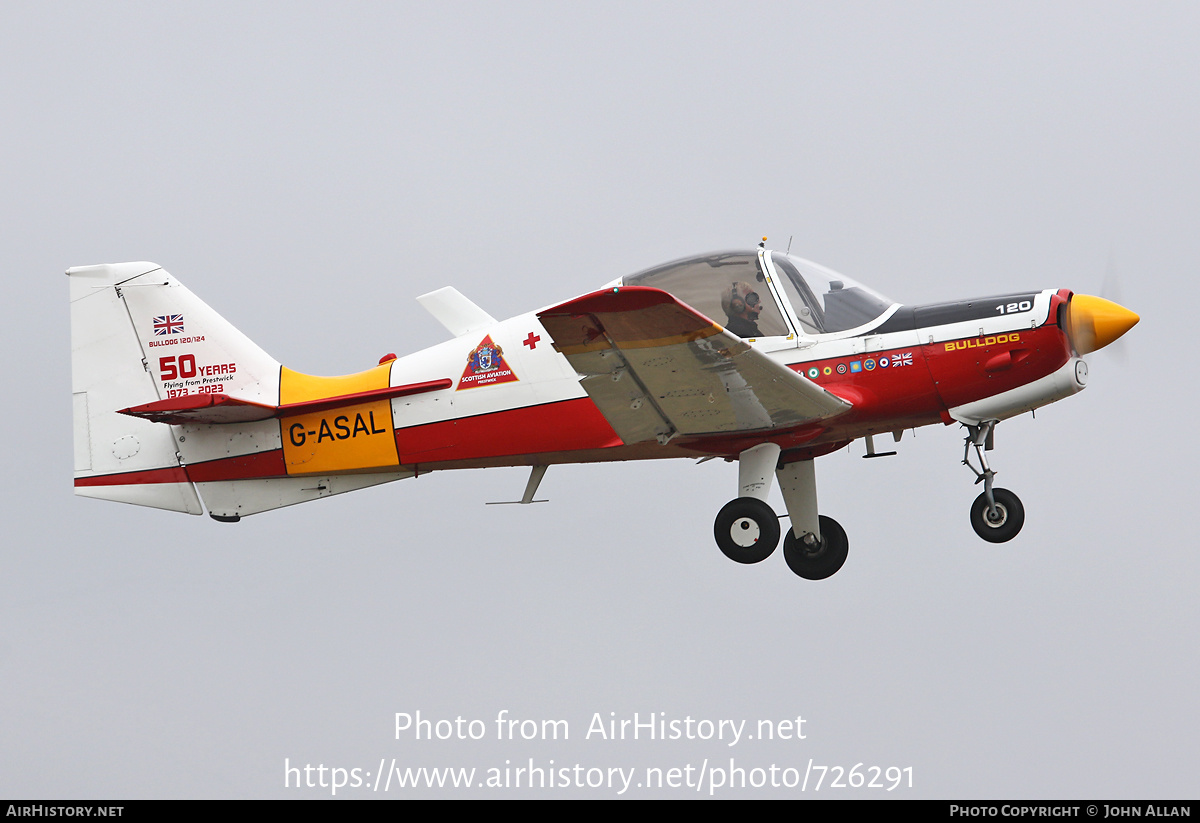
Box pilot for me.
[721,281,764,338]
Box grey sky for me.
[2,2,1196,798]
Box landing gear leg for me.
[783,515,849,580]
[962,420,1025,542]
[713,443,782,564]
[777,459,849,580]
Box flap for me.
[537,287,850,444]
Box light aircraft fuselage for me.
[68,246,1138,579]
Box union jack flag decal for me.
[891,351,913,367]
[153,314,185,336]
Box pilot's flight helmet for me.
[721,281,762,321]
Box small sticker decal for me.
[458,335,519,390]
[891,352,914,367]
[836,363,848,375]
[822,366,833,376]
[807,367,819,379]
[864,359,876,371]
[849,361,862,373]
[878,357,890,368]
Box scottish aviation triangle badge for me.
[457,335,519,390]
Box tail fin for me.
[69,262,417,521]
[68,262,281,513]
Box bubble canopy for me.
[620,250,896,338]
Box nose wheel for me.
[962,420,1025,542]
[970,488,1024,543]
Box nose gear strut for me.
[961,420,1025,542]
[963,420,999,515]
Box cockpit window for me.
[770,252,894,334]
[623,251,791,339]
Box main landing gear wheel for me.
[783,515,848,580]
[970,488,1025,543]
[714,497,780,564]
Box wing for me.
[537,287,850,445]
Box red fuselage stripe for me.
[77,326,1072,486]
[185,449,288,482]
[75,466,190,486]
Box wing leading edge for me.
[537,287,851,445]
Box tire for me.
[713,497,780,564]
[970,488,1025,543]
[783,515,849,580]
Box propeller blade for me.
[1066,293,1139,356]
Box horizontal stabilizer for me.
[119,394,276,424]
[119,378,453,425]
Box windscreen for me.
[771,252,895,334]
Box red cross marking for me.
[523,332,541,350]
